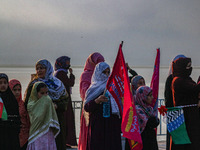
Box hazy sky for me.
[0,0,200,67]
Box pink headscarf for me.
[9,79,22,102]
[79,52,104,100]
[134,86,155,133]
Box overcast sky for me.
[0,0,200,67]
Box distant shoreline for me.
[1,65,200,69]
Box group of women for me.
[78,52,159,150]
[0,56,77,150]
[78,53,200,150]
[0,52,200,150]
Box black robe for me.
[84,96,122,150]
[171,57,200,150]
[0,87,21,150]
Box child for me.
[27,81,60,150]
[134,86,159,150]
[9,79,30,150]
[0,73,21,150]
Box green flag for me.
[167,108,191,144]
[0,97,8,120]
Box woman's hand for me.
[95,95,108,104]
[54,103,58,109]
[198,100,200,108]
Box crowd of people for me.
[0,52,200,150]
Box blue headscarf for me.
[35,59,67,100]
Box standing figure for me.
[27,81,60,150]
[125,75,145,150]
[78,52,104,150]
[0,73,21,150]
[164,54,186,150]
[24,59,69,150]
[171,57,200,150]
[9,79,30,150]
[54,56,77,148]
[84,62,122,150]
[134,86,159,150]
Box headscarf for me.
[134,86,154,133]
[0,73,8,82]
[27,81,60,144]
[34,59,67,100]
[9,79,30,147]
[131,75,144,95]
[80,52,104,99]
[9,79,22,102]
[54,56,71,75]
[168,54,186,75]
[84,62,119,115]
[0,73,19,117]
[84,62,110,105]
[172,57,192,78]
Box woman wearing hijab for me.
[9,79,30,150]
[27,81,60,150]
[125,75,145,150]
[24,59,69,150]
[134,86,159,150]
[84,62,121,150]
[164,55,186,150]
[171,57,200,150]
[131,75,145,95]
[78,52,104,150]
[0,73,21,150]
[54,56,77,148]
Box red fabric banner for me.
[106,42,142,150]
[150,48,160,110]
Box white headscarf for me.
[84,62,110,105]
[84,62,120,116]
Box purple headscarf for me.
[54,56,71,74]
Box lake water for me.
[1,66,200,142]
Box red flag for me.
[150,48,160,111]
[106,42,143,150]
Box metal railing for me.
[72,99,167,139]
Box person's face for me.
[146,91,154,105]
[0,78,8,92]
[102,68,110,77]
[12,85,21,100]
[37,87,48,99]
[137,78,145,88]
[186,62,192,69]
[36,64,46,79]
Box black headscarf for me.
[172,57,192,78]
[0,73,19,117]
